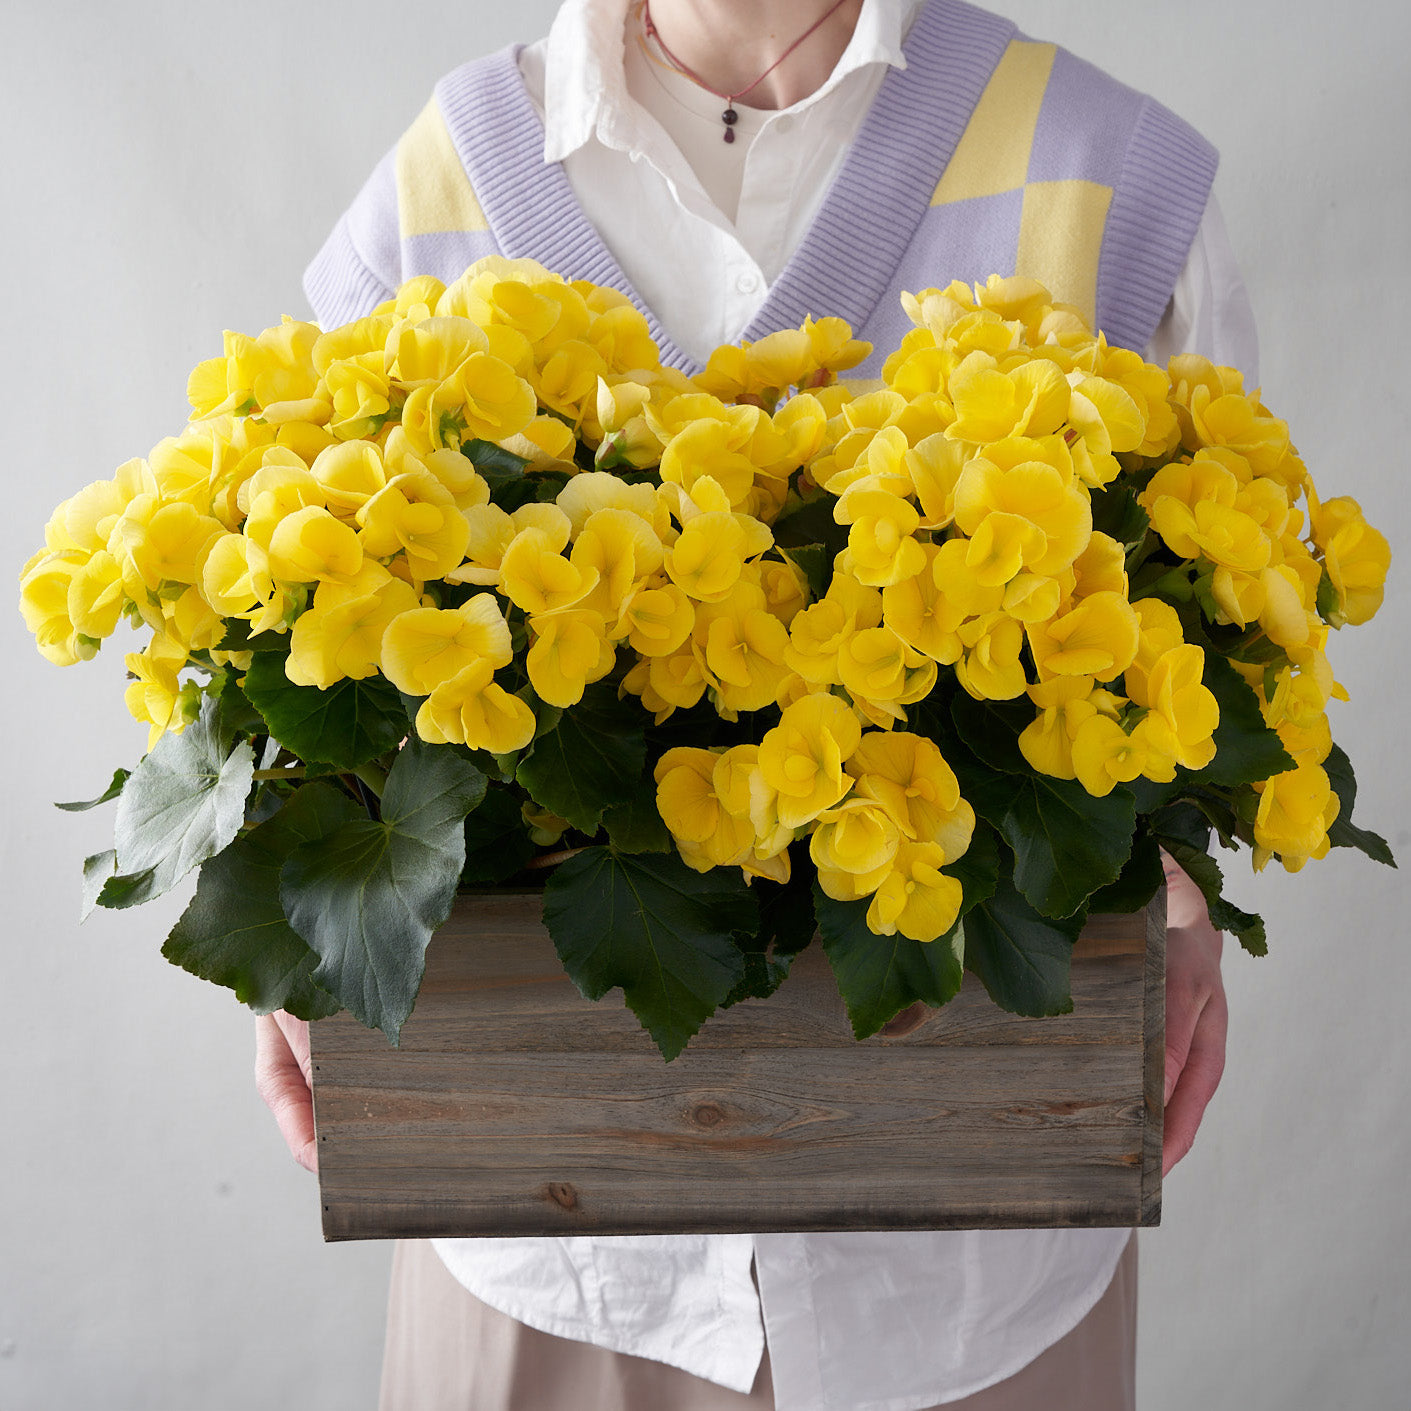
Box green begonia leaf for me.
[516,684,646,836]
[814,885,965,1040]
[56,769,131,812]
[1323,744,1396,867]
[944,821,1001,918]
[243,649,406,770]
[1086,828,1166,915]
[1153,833,1268,957]
[719,852,817,1009]
[1188,653,1295,788]
[113,698,255,903]
[280,742,486,1042]
[80,850,158,919]
[162,782,358,1019]
[541,847,754,1060]
[600,775,672,854]
[1090,483,1151,549]
[460,785,538,884]
[962,868,1086,1017]
[948,695,1137,918]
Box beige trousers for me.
[380,1232,1137,1411]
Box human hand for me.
[255,1010,318,1173]
[1161,852,1227,1176]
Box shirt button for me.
[736,271,761,294]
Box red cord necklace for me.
[640,0,855,143]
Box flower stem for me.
[252,767,306,782]
[523,846,588,871]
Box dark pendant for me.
[722,107,739,125]
[723,127,736,143]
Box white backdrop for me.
[2,2,1407,1408]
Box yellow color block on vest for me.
[397,99,488,238]
[930,41,1057,206]
[1016,179,1113,326]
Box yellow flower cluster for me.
[19,261,1390,886]
[654,697,975,942]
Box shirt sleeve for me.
[1143,192,1260,385]
[302,147,403,329]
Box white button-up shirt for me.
[432,2,1259,1407]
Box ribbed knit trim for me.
[434,51,694,369]
[742,0,1015,343]
[1096,98,1218,353]
[303,215,396,329]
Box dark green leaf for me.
[243,649,406,770]
[280,742,487,1041]
[780,544,829,600]
[771,494,848,561]
[541,848,754,1060]
[461,437,530,485]
[1086,828,1165,914]
[162,783,358,1018]
[460,786,537,884]
[1323,744,1396,867]
[1153,836,1268,957]
[949,692,1033,774]
[814,885,965,1040]
[80,851,160,919]
[1090,483,1150,548]
[1194,652,1295,788]
[113,698,255,903]
[962,868,1085,1016]
[754,847,818,956]
[516,684,646,835]
[600,775,672,854]
[943,820,1001,918]
[56,769,131,812]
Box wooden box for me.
[310,889,1165,1240]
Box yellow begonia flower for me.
[571,508,665,620]
[308,440,388,517]
[66,550,126,642]
[1186,385,1290,477]
[380,596,512,696]
[266,505,363,585]
[555,471,665,539]
[659,418,759,509]
[952,457,1091,586]
[866,841,965,943]
[1252,764,1340,874]
[955,611,1028,701]
[527,607,615,708]
[945,351,1069,444]
[811,799,903,889]
[1070,531,1127,599]
[1029,591,1140,682]
[1257,563,1313,649]
[1124,598,1184,707]
[1070,714,1148,798]
[19,550,90,666]
[848,731,973,861]
[438,351,538,444]
[664,510,772,603]
[786,573,882,685]
[107,497,226,599]
[905,433,967,529]
[837,626,936,707]
[758,692,861,830]
[45,464,154,555]
[1140,644,1219,772]
[325,351,392,440]
[187,317,322,420]
[1312,495,1392,627]
[240,453,326,545]
[617,580,694,656]
[357,477,472,583]
[882,545,964,665]
[1276,711,1333,769]
[645,642,709,712]
[498,527,597,616]
[654,747,754,869]
[312,313,397,376]
[695,583,792,714]
[414,658,537,753]
[1065,373,1147,486]
[147,427,222,514]
[385,316,489,387]
[835,489,925,588]
[285,564,418,689]
[757,560,809,627]
[929,536,1005,619]
[124,634,197,748]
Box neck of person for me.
[642,0,866,110]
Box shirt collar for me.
[542,0,921,164]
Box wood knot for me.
[542,1181,579,1211]
[691,1102,726,1128]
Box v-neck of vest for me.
[433,0,1017,376]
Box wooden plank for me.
[311,892,1162,1239]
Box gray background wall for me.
[2,1,1406,1407]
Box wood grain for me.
[311,889,1165,1240]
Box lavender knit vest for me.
[304,0,1217,375]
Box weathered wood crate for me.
[310,888,1165,1240]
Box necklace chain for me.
[640,0,854,143]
